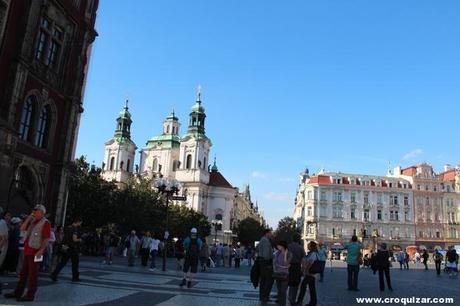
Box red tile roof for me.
[402,167,417,176]
[441,169,457,182]
[309,175,331,184]
[209,171,234,189]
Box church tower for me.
[176,87,212,184]
[140,109,181,178]
[102,99,137,184]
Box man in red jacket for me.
[4,204,51,302]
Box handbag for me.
[307,252,325,274]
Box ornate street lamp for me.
[211,219,222,244]
[154,175,182,271]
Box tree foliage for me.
[274,216,298,245]
[237,217,266,247]
[67,156,211,238]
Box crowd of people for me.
[0,204,458,305]
[251,231,459,306]
[0,205,84,302]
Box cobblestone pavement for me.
[0,258,458,306]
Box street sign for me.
[171,196,187,201]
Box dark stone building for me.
[0,0,98,224]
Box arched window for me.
[186,154,192,169]
[126,159,131,172]
[35,105,50,148]
[120,160,124,170]
[203,157,207,169]
[152,158,158,171]
[215,213,223,231]
[19,96,36,141]
[166,125,169,133]
[109,157,115,170]
[172,160,178,171]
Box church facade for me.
[102,92,241,243]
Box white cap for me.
[191,228,197,234]
[34,204,46,214]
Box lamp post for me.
[211,219,222,244]
[154,175,182,271]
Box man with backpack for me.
[179,228,202,288]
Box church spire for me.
[211,156,218,172]
[188,86,206,136]
[114,98,132,140]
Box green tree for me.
[66,156,118,229]
[274,216,298,245]
[66,156,211,240]
[237,217,266,247]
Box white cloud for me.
[251,171,267,179]
[263,192,293,202]
[403,149,423,160]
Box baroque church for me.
[101,90,237,243]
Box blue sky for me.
[77,0,460,227]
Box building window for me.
[203,157,207,169]
[332,206,342,218]
[395,211,399,221]
[351,208,356,220]
[449,227,457,239]
[418,231,423,238]
[35,105,50,148]
[377,193,382,204]
[307,191,312,200]
[333,191,342,202]
[364,192,369,205]
[320,206,327,217]
[215,213,223,231]
[0,1,10,41]
[186,154,192,169]
[152,158,158,171]
[436,231,440,238]
[363,209,369,221]
[425,197,429,205]
[417,185,420,190]
[109,157,115,170]
[377,210,382,220]
[351,192,356,203]
[320,192,326,201]
[404,196,409,206]
[126,159,131,172]
[307,207,312,217]
[19,96,36,141]
[404,211,409,222]
[35,17,64,69]
[390,195,398,206]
